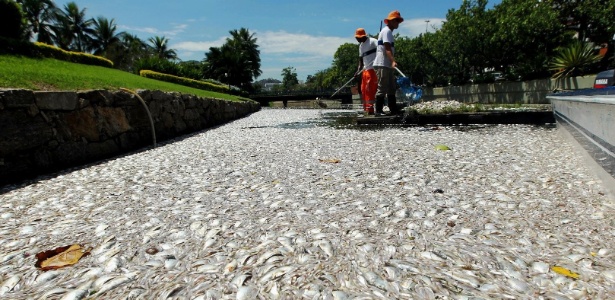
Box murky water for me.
[268,110,557,131]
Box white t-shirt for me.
[374,26,394,68]
[359,37,378,70]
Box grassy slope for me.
[0,55,244,101]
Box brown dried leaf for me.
[319,158,341,164]
[35,244,91,271]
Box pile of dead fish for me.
[1,109,613,299]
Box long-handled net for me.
[395,68,423,107]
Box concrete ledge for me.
[34,91,79,110]
[1,89,36,108]
[548,94,615,202]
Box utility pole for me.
[425,20,430,33]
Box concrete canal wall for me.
[0,89,260,185]
[425,75,597,104]
[547,89,615,200]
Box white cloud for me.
[256,31,354,80]
[398,18,445,37]
[174,30,352,58]
[257,30,353,57]
[170,30,354,80]
[119,23,188,37]
[172,37,228,52]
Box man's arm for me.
[384,43,396,68]
[356,57,364,77]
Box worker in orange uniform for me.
[354,28,378,115]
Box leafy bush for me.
[137,58,213,83]
[140,70,229,94]
[140,70,250,97]
[177,60,204,81]
[550,40,603,79]
[33,42,114,68]
[0,38,113,68]
[0,0,25,40]
[134,57,180,76]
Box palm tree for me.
[228,28,262,80]
[55,1,95,52]
[115,33,149,72]
[550,40,603,79]
[148,36,177,60]
[90,16,123,56]
[16,0,58,44]
[203,28,262,90]
[203,45,227,81]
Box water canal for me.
[0,109,613,299]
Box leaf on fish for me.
[35,244,91,271]
[319,158,341,163]
[551,266,580,279]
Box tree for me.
[548,0,615,71]
[16,0,58,44]
[281,66,299,90]
[228,28,262,81]
[55,2,95,52]
[548,0,615,44]
[203,42,249,88]
[439,0,494,84]
[177,60,203,80]
[332,43,359,85]
[394,35,438,85]
[90,16,123,57]
[0,0,26,40]
[491,0,568,80]
[114,33,149,72]
[148,36,177,60]
[306,68,337,91]
[203,28,261,91]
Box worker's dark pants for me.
[375,66,399,114]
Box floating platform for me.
[357,110,555,126]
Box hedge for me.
[0,37,113,68]
[140,69,231,94]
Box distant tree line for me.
[1,0,262,92]
[4,0,613,94]
[300,0,614,91]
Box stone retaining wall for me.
[0,89,261,185]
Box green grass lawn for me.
[0,55,245,101]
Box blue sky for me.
[54,0,501,81]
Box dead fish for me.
[236,285,257,300]
[91,236,117,256]
[223,259,237,274]
[37,287,68,300]
[230,272,252,289]
[255,249,282,266]
[1,249,23,264]
[91,275,133,296]
[317,240,334,257]
[258,266,294,283]
[0,275,20,295]
[59,280,92,300]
